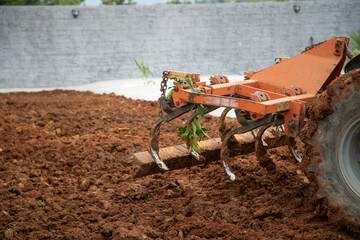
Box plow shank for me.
[128,131,287,178]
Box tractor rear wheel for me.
[306,69,360,225]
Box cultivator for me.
[144,37,350,180]
[127,36,360,225]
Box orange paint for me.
[170,37,349,137]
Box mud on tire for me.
[304,69,360,225]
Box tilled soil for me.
[0,90,358,239]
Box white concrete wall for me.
[0,0,359,88]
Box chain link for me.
[159,71,169,117]
[156,71,169,139]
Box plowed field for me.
[0,90,358,239]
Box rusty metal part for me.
[244,70,257,80]
[220,113,281,181]
[220,107,269,147]
[132,131,287,178]
[150,102,196,171]
[275,57,290,64]
[288,86,301,95]
[167,71,200,83]
[302,40,326,53]
[251,129,268,147]
[345,44,355,60]
[160,97,175,114]
[277,124,302,162]
[252,91,268,102]
[149,104,219,171]
[251,38,348,95]
[210,75,229,85]
[146,37,350,178]
[149,118,168,170]
[172,77,315,136]
[150,71,171,170]
[170,37,348,138]
[218,107,233,140]
[287,137,302,162]
[159,71,169,114]
[156,71,170,140]
[255,123,277,171]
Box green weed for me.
[134,58,154,85]
[36,200,46,208]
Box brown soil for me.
[0,90,358,239]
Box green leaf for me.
[193,118,201,129]
[202,129,210,138]
[197,105,205,117]
[188,125,194,137]
[134,59,141,69]
[170,77,183,84]
[354,49,360,56]
[192,123,197,138]
[196,128,205,140]
[191,140,200,153]
[178,126,187,135]
[166,89,174,98]
[350,29,360,50]
[185,75,193,86]
[181,133,189,141]
[134,58,153,83]
[191,88,198,93]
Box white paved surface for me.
[0,75,244,117]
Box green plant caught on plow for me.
[168,75,210,153]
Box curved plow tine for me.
[219,126,241,181]
[254,124,272,157]
[149,118,169,171]
[218,107,240,180]
[288,137,303,162]
[255,123,277,171]
[251,129,268,147]
[218,107,232,140]
[280,125,302,162]
[220,113,279,180]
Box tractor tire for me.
[303,69,360,225]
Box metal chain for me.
[159,71,169,117]
[156,71,169,139]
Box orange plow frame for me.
[170,37,348,138]
[129,37,351,179]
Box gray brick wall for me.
[0,0,359,88]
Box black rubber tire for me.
[310,69,360,225]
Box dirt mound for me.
[0,90,357,239]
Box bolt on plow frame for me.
[128,37,360,225]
